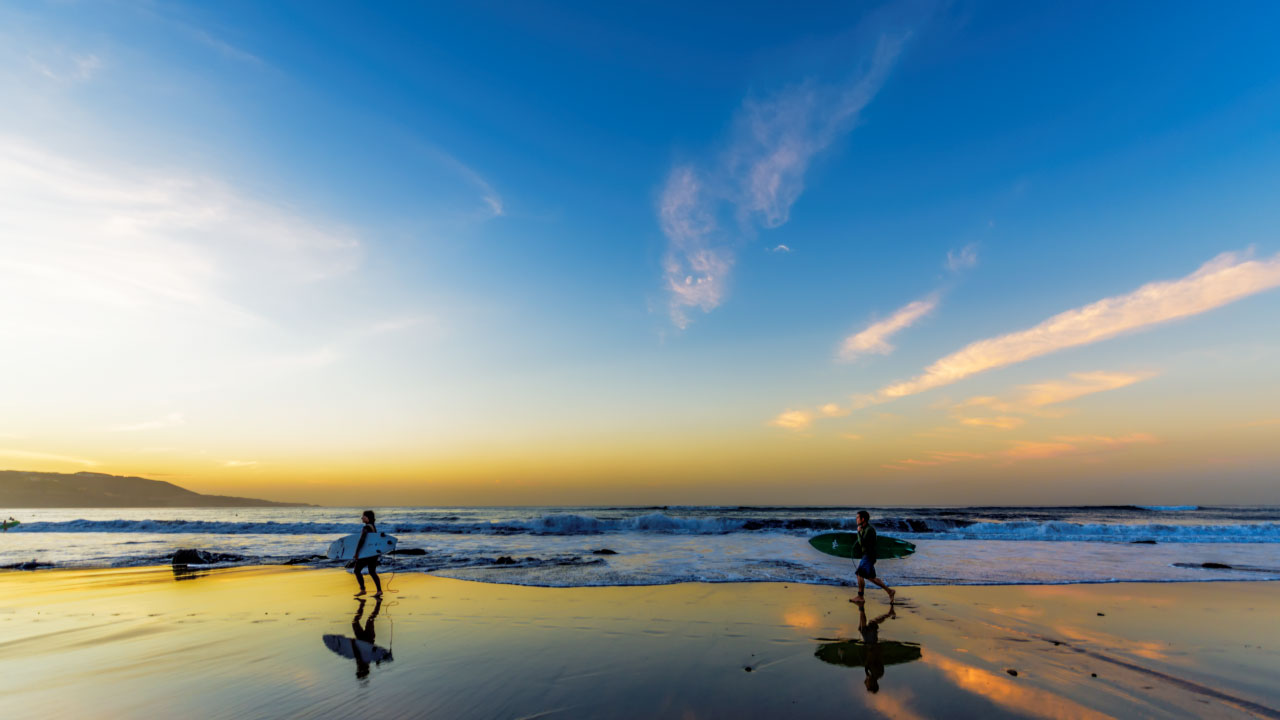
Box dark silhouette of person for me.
[859,603,894,693]
[350,510,382,597]
[351,596,382,680]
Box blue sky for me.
[1,1,1279,504]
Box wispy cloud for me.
[770,409,814,431]
[1002,433,1157,461]
[945,243,978,272]
[110,412,186,433]
[770,244,792,253]
[879,251,1280,399]
[0,449,97,466]
[421,145,504,219]
[951,370,1156,429]
[958,416,1024,430]
[660,167,732,329]
[1016,370,1155,408]
[882,449,986,470]
[658,34,907,328]
[28,53,102,83]
[838,293,938,361]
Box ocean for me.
[4,505,1279,586]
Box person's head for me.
[856,510,870,527]
[362,510,376,525]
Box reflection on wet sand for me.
[322,597,394,680]
[814,605,921,693]
[170,566,209,582]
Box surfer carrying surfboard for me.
[852,510,895,605]
[350,510,383,597]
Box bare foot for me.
[850,595,865,604]
[354,590,367,597]
[887,588,896,603]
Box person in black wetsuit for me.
[351,510,382,597]
[851,510,895,605]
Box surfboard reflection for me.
[814,606,921,693]
[323,597,394,680]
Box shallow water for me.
[4,505,1279,587]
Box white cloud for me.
[110,413,186,433]
[657,35,906,328]
[660,167,732,328]
[880,251,1280,399]
[770,244,792,253]
[839,294,938,361]
[946,243,978,272]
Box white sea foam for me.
[4,506,1279,587]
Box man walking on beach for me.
[852,510,895,604]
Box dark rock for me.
[1091,673,1098,678]
[1006,669,1018,677]
[390,547,427,555]
[3,560,51,570]
[1130,540,1157,544]
[743,666,753,672]
[171,549,245,566]
[591,549,617,555]
[493,556,517,565]
[1201,562,1231,569]
[1096,612,1105,616]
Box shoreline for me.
[3,565,1277,718]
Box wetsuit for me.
[352,523,382,594]
[855,525,878,579]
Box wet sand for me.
[1,567,1277,719]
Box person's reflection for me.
[814,605,920,693]
[859,604,891,692]
[323,597,394,681]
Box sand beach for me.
[1,566,1276,719]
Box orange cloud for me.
[770,409,814,430]
[959,416,1025,430]
[1003,433,1157,461]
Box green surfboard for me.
[814,639,923,668]
[808,532,915,560]
[1,519,18,531]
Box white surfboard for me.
[327,531,397,560]
[323,634,393,664]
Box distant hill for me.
[0,470,312,508]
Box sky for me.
[2,1,1279,506]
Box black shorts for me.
[855,556,876,579]
[353,556,379,571]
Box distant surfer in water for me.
[852,510,895,604]
[350,510,383,597]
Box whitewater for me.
[3,505,1279,586]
